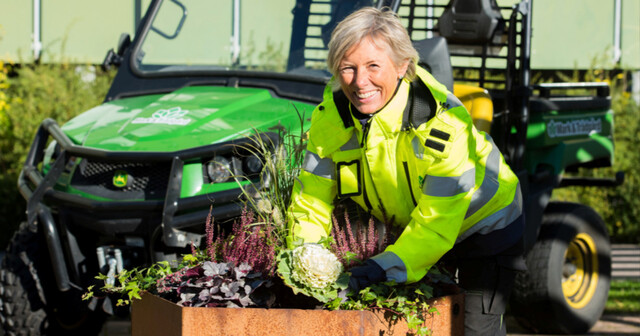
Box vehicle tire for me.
[510,202,611,334]
[1,222,106,336]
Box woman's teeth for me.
[357,91,376,99]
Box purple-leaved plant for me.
[155,261,273,308]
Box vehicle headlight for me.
[243,154,263,175]
[206,156,232,183]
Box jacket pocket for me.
[333,148,362,198]
[402,161,418,207]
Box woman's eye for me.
[340,67,354,74]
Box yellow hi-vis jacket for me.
[287,66,522,284]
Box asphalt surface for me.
[1,245,639,336]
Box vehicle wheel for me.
[1,222,106,336]
[510,202,611,334]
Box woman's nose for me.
[354,69,369,87]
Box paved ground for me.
[505,314,640,336]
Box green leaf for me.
[81,286,94,301]
[417,326,432,336]
[335,273,350,290]
[183,254,198,264]
[406,313,423,328]
[116,299,130,307]
[363,290,377,301]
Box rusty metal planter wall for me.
[132,292,464,336]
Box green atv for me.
[0,0,621,335]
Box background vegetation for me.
[0,60,114,248]
[605,280,640,314]
[0,60,638,249]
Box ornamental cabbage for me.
[291,244,343,289]
[277,244,348,303]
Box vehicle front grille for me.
[70,159,171,198]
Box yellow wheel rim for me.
[562,233,599,309]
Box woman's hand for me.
[347,259,386,292]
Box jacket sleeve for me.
[374,105,476,284]
[286,102,346,248]
[286,147,337,247]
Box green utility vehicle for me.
[1,0,622,334]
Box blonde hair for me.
[327,7,418,83]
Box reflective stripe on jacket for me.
[287,66,522,284]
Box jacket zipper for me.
[359,118,374,212]
[402,161,418,207]
[360,120,372,147]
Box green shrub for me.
[0,62,114,249]
[605,280,640,314]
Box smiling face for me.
[337,36,409,114]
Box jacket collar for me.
[361,79,411,135]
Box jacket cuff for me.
[371,251,408,284]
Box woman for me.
[287,7,524,335]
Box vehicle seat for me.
[437,0,504,44]
[413,36,492,134]
[454,84,493,133]
[413,37,454,92]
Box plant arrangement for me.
[85,121,457,336]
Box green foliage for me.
[327,281,437,336]
[83,252,202,306]
[0,63,114,249]
[83,260,174,306]
[552,72,640,243]
[235,107,308,246]
[605,280,640,314]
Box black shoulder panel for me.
[333,90,355,129]
[402,79,438,130]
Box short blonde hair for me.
[327,7,418,82]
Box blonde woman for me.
[288,7,525,335]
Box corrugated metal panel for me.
[39,0,143,64]
[621,0,640,68]
[0,0,34,62]
[531,0,615,70]
[0,0,638,70]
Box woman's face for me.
[338,36,408,114]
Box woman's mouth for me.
[355,91,378,100]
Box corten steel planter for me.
[132,292,464,336]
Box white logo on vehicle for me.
[132,107,192,126]
[547,118,602,138]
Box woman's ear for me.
[397,60,410,79]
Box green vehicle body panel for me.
[61,86,313,151]
[525,107,614,176]
[53,86,315,200]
